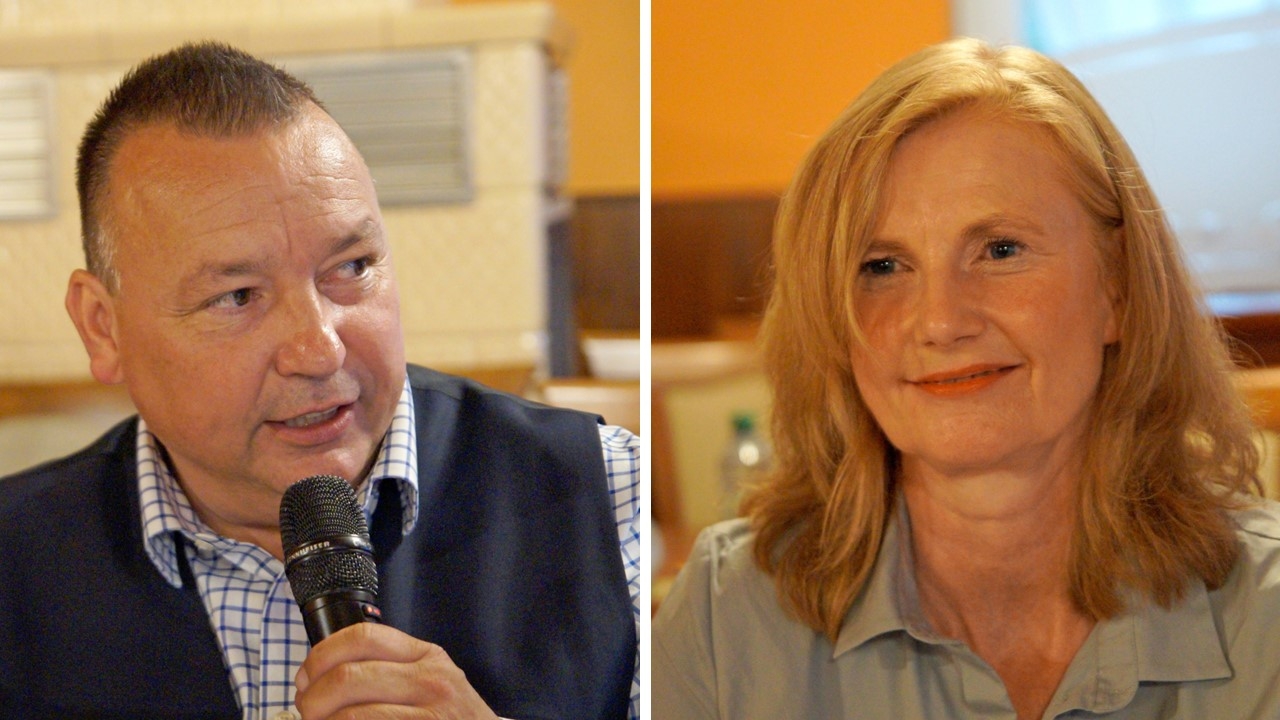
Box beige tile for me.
[101,23,255,64]
[245,12,385,57]
[0,28,107,66]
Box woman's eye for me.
[860,257,898,276]
[988,239,1022,260]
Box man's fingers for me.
[294,625,485,720]
[298,659,451,717]
[299,623,436,687]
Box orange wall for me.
[555,0,640,196]
[456,0,640,196]
[653,1,949,198]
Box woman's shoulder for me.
[655,518,804,639]
[1230,497,1280,542]
[654,519,845,718]
[673,519,775,601]
[1184,500,1280,706]
[1224,499,1280,588]
[1208,499,1280,631]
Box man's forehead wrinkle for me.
[195,212,274,240]
[188,255,270,287]
[125,146,274,217]
[295,168,367,196]
[191,179,278,217]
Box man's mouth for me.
[283,406,341,428]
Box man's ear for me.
[65,269,125,384]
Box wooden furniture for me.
[1235,366,1280,499]
[1213,291,1280,367]
[1237,366,1280,430]
[535,378,640,436]
[651,334,765,608]
[437,364,538,397]
[0,381,133,419]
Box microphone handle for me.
[300,589,384,646]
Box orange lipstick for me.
[911,364,1017,397]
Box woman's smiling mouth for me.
[911,365,1020,396]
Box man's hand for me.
[294,623,500,720]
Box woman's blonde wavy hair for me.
[743,37,1261,641]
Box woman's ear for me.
[65,269,125,384]
[1101,226,1123,346]
[1102,280,1120,347]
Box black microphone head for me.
[279,474,379,607]
[280,474,368,551]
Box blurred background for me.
[652,0,1280,601]
[0,0,640,474]
[6,0,1280,610]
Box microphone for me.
[279,474,383,646]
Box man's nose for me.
[274,290,345,378]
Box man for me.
[0,42,638,720]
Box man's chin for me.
[271,453,377,490]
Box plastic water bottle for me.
[719,412,771,521]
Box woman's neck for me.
[904,460,1078,611]
[901,459,1095,720]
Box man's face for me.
[99,106,404,539]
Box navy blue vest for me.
[0,365,634,719]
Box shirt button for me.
[273,712,299,720]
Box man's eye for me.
[336,257,371,279]
[859,257,898,276]
[209,288,253,309]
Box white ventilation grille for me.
[0,70,55,220]
[288,49,472,205]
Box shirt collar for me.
[1049,580,1231,714]
[831,499,1231,691]
[138,377,420,588]
[831,500,937,657]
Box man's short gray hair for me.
[76,41,324,290]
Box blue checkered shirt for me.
[138,378,642,720]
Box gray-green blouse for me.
[653,502,1280,719]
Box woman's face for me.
[849,109,1118,479]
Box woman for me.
[653,38,1280,719]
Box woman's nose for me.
[910,268,984,347]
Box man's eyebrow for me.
[330,218,383,255]
[180,219,383,288]
[183,257,269,286]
